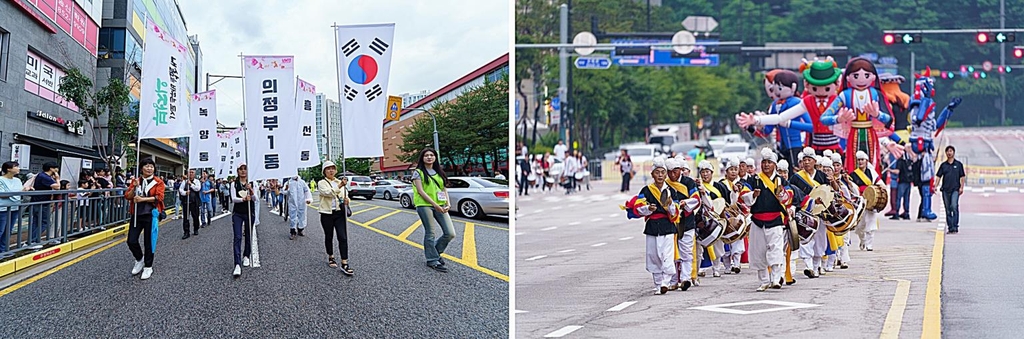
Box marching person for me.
[739,149,794,291]
[625,156,682,295]
[230,164,255,277]
[696,160,734,278]
[792,148,829,278]
[317,161,354,276]
[716,157,749,274]
[936,146,965,234]
[616,150,633,193]
[821,156,854,272]
[284,176,312,240]
[199,172,213,228]
[775,159,800,285]
[850,151,885,252]
[179,169,201,239]
[412,148,457,273]
[124,158,165,280]
[665,157,699,291]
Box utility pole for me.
[559,4,568,148]
[1001,0,1007,125]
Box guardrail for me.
[0,187,175,260]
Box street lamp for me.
[405,108,440,158]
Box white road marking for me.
[515,232,525,236]
[590,218,603,222]
[592,242,607,247]
[542,227,558,231]
[558,249,576,253]
[525,255,548,261]
[606,301,638,312]
[514,310,528,314]
[979,136,1009,166]
[544,326,584,338]
[608,213,619,217]
[689,300,819,315]
[569,222,581,225]
[619,236,634,241]
[535,209,546,213]
[552,206,563,210]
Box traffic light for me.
[999,66,1005,73]
[968,65,976,72]
[981,71,988,79]
[1008,66,1014,73]
[996,32,1016,43]
[1014,47,1024,58]
[977,32,991,44]
[883,34,896,45]
[900,33,922,44]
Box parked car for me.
[716,142,751,162]
[342,175,376,200]
[619,144,659,164]
[671,140,714,160]
[398,177,509,219]
[373,179,408,200]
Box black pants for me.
[320,210,349,260]
[621,172,631,192]
[518,172,530,195]
[221,194,230,211]
[127,213,155,267]
[182,201,200,235]
[231,213,253,265]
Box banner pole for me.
[332,23,347,173]
[239,54,260,268]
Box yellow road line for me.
[0,240,121,298]
[349,206,380,216]
[349,202,508,231]
[921,230,945,339]
[462,222,478,267]
[362,210,401,226]
[397,221,422,241]
[880,278,912,339]
[348,219,508,282]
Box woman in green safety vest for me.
[412,148,457,273]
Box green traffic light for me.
[968,66,975,72]
[1008,66,1013,73]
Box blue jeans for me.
[896,183,911,216]
[416,206,457,265]
[200,201,212,225]
[174,195,182,218]
[231,214,252,265]
[29,203,52,244]
[0,209,19,253]
[941,190,960,232]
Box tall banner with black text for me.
[336,23,395,158]
[188,90,218,170]
[242,56,297,180]
[217,132,232,178]
[139,20,191,139]
[296,78,321,169]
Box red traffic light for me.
[1014,48,1024,58]
[883,34,896,45]
[977,32,990,43]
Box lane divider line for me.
[349,206,381,216]
[542,227,557,231]
[397,221,423,241]
[525,255,547,261]
[591,243,607,247]
[619,237,633,241]
[880,278,911,339]
[462,223,478,267]
[361,210,402,226]
[347,202,508,231]
[558,249,575,253]
[544,325,583,338]
[569,222,581,226]
[607,301,638,312]
[921,230,945,339]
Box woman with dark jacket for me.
[124,158,166,280]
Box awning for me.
[13,133,103,161]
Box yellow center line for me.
[361,210,402,226]
[0,240,121,298]
[349,206,380,216]
[921,230,945,338]
[348,218,508,282]
[462,222,478,267]
[397,221,423,241]
[880,278,911,339]
[349,202,508,231]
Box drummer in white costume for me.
[695,160,736,277]
[849,151,884,252]
[739,149,794,291]
[716,157,747,274]
[830,151,856,269]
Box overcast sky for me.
[177,0,509,127]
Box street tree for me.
[58,68,135,170]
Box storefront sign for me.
[11,144,31,165]
[27,111,85,135]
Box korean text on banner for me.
[229,128,246,178]
[188,90,219,170]
[336,23,395,158]
[217,133,231,178]
[242,55,297,181]
[139,21,191,139]
[296,78,321,169]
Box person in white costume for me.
[739,148,794,291]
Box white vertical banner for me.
[336,23,395,158]
[139,20,192,138]
[11,144,31,165]
[242,55,297,181]
[217,132,231,178]
[296,77,321,169]
[229,128,246,177]
[188,90,218,170]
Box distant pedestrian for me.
[616,150,633,193]
[0,161,25,254]
[890,144,913,220]
[936,146,966,234]
[553,139,568,161]
[412,148,456,273]
[124,158,165,280]
[317,161,353,276]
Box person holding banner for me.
[230,164,256,277]
[179,169,202,239]
[317,161,353,276]
[412,148,457,273]
[124,158,166,280]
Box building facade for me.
[398,89,430,109]
[315,93,343,161]
[380,54,509,177]
[1,0,105,174]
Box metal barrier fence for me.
[0,187,176,259]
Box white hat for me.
[666,157,681,170]
[801,147,816,159]
[777,159,790,171]
[726,156,740,169]
[652,156,668,170]
[322,160,337,176]
[816,156,828,166]
[856,150,869,160]
[820,157,834,169]
[674,156,690,170]
[830,152,843,164]
[744,157,756,166]
[823,149,834,158]
[698,160,714,172]
[760,148,777,163]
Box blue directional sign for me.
[575,56,612,69]
[551,97,561,111]
[610,39,719,67]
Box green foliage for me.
[298,157,374,183]
[58,68,134,169]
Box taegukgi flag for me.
[335,23,395,158]
[188,90,219,170]
[295,77,321,169]
[242,55,297,181]
[139,20,191,139]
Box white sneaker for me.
[233,265,242,276]
[140,268,153,280]
[131,260,145,275]
[242,257,251,267]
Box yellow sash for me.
[853,168,871,187]
[666,180,688,195]
[646,183,663,206]
[703,182,723,200]
[797,170,820,187]
[758,172,778,194]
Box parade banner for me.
[228,128,246,177]
[335,23,395,158]
[216,132,231,178]
[139,21,191,139]
[242,55,297,181]
[11,144,30,165]
[296,78,321,169]
[188,90,218,170]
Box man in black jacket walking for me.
[936,146,966,233]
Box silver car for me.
[343,175,376,200]
[398,177,509,219]
[374,179,409,200]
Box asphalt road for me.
[515,180,945,338]
[943,127,1024,167]
[0,197,508,338]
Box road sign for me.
[515,99,520,120]
[671,30,696,55]
[983,61,993,71]
[611,38,719,67]
[575,56,611,69]
[551,96,561,111]
[573,32,598,56]
[682,16,718,32]
[385,96,403,121]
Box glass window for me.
[446,179,470,189]
[474,178,508,187]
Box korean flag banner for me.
[336,23,395,158]
[217,132,231,178]
[242,56,297,181]
[296,78,321,169]
[188,90,218,169]
[139,20,191,139]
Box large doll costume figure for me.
[906,68,962,221]
[740,70,813,172]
